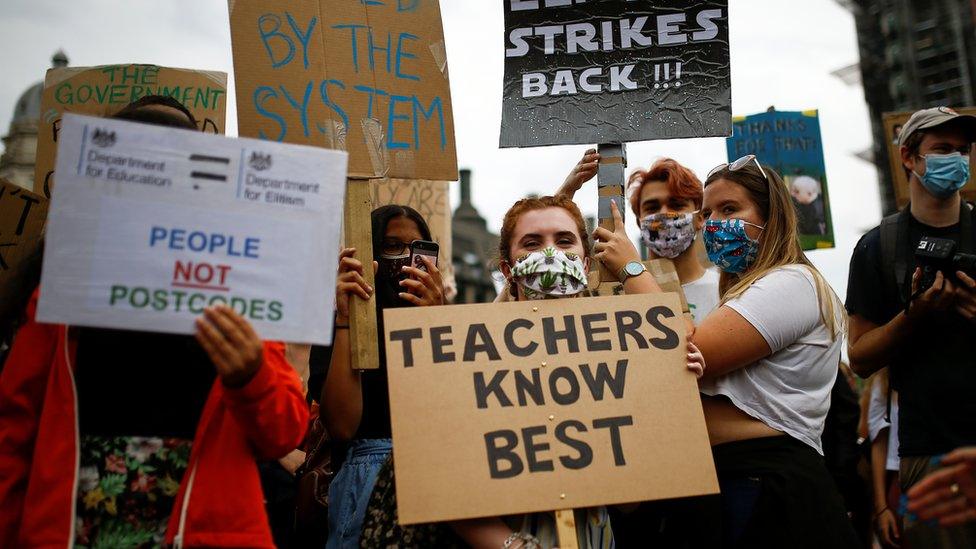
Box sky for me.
[0,0,882,300]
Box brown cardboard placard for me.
[883,108,976,210]
[228,0,458,181]
[33,65,228,198]
[384,293,718,525]
[0,179,48,319]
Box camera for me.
[914,236,976,293]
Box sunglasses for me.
[707,154,769,181]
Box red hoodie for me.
[0,292,309,548]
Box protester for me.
[322,205,445,549]
[846,106,976,546]
[558,152,720,324]
[689,155,859,547]
[358,194,704,548]
[907,447,976,527]
[867,369,902,548]
[0,96,309,548]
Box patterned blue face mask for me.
[913,153,971,199]
[703,219,765,274]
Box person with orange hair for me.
[558,151,720,324]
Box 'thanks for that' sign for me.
[500,0,731,147]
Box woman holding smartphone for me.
[322,205,445,549]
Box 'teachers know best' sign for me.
[500,0,731,147]
[37,114,348,345]
[384,294,718,525]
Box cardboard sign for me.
[883,108,976,210]
[228,0,458,180]
[726,109,835,250]
[0,179,48,320]
[33,65,227,198]
[384,293,718,524]
[37,114,347,344]
[500,0,731,147]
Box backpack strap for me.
[879,207,911,306]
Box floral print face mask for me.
[509,246,588,300]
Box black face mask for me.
[376,253,412,309]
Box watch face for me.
[626,262,644,276]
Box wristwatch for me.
[618,261,647,283]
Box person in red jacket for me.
[0,96,309,548]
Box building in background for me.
[452,169,499,303]
[839,0,976,214]
[0,50,68,190]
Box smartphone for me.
[410,240,439,272]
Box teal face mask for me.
[914,152,971,199]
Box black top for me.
[75,328,216,440]
[846,213,976,456]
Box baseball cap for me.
[898,106,976,146]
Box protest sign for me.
[36,114,347,344]
[726,109,835,250]
[0,179,47,321]
[228,0,458,180]
[500,0,731,148]
[883,108,976,210]
[33,65,227,198]
[384,293,718,524]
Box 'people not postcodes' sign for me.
[37,114,348,345]
[384,293,718,525]
[229,0,458,180]
[500,0,731,147]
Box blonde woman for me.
[690,156,859,547]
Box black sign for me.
[500,0,731,148]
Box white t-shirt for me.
[683,268,720,325]
[868,380,900,472]
[699,265,843,455]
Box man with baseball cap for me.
[847,106,976,546]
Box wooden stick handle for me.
[554,509,579,549]
[344,179,379,370]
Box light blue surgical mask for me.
[913,152,971,199]
[703,219,764,274]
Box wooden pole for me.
[345,178,379,370]
[554,509,579,549]
[595,143,627,286]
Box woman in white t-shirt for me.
[691,155,859,547]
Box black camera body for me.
[915,236,976,292]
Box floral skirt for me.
[74,435,192,549]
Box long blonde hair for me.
[704,163,846,340]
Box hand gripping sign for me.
[37,114,348,345]
[383,293,718,525]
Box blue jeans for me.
[325,439,392,549]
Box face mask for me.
[509,246,588,300]
[703,219,764,274]
[376,252,411,308]
[914,152,971,199]
[640,212,698,259]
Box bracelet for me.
[873,506,890,520]
[335,324,349,329]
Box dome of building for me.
[10,50,68,127]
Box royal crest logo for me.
[248,152,272,171]
[91,128,116,148]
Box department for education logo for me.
[248,151,272,171]
[91,128,116,148]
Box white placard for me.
[37,113,348,345]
